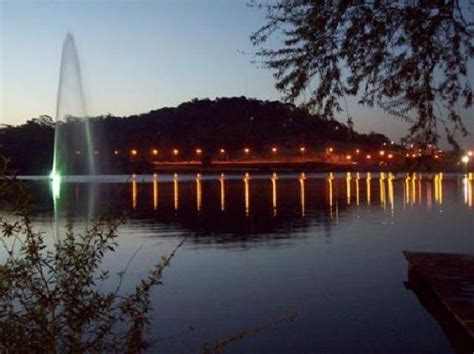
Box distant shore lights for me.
[117,145,414,163]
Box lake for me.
[9,172,474,353]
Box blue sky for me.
[1,0,473,146]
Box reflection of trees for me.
[124,178,346,246]
[17,178,356,246]
[0,159,182,352]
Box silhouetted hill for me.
[0,97,391,174]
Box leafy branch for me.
[0,156,184,353]
[251,0,474,146]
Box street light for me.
[131,149,138,156]
[196,148,202,155]
[272,147,277,153]
[152,149,158,156]
[173,149,179,156]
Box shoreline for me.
[139,160,468,174]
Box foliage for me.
[0,156,182,353]
[250,0,474,146]
[0,116,54,174]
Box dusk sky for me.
[1,0,473,146]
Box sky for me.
[1,0,473,147]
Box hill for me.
[0,97,392,174]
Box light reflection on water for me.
[114,173,463,222]
[118,172,469,217]
[13,172,474,352]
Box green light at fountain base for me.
[50,170,61,199]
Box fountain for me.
[51,33,95,183]
[50,33,96,226]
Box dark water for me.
[14,172,474,352]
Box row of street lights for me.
[122,146,397,158]
[73,146,404,162]
[125,146,309,157]
[82,146,474,163]
[76,147,473,161]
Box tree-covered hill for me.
[0,97,391,174]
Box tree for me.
[27,115,55,127]
[250,0,474,146]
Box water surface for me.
[13,172,474,353]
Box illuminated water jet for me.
[51,33,96,180]
[50,33,96,238]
